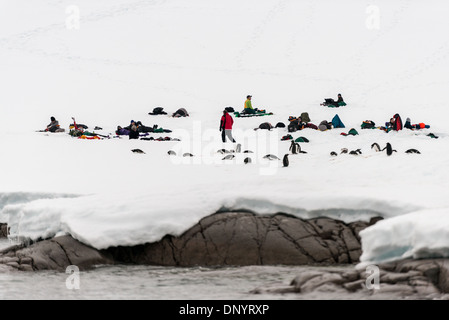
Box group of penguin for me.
[132,140,420,168]
[330,142,421,157]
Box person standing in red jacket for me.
[220,110,236,143]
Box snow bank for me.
[358,207,449,266]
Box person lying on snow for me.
[404,117,430,130]
[69,117,101,138]
[116,126,130,136]
[321,94,346,107]
[121,120,171,133]
[45,116,65,132]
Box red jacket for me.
[220,112,234,130]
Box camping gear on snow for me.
[149,107,167,115]
[281,134,293,141]
[255,122,273,130]
[304,123,318,130]
[361,120,375,129]
[172,108,189,117]
[295,136,309,143]
[332,114,345,128]
[275,122,286,128]
[300,112,310,123]
[288,120,301,132]
[318,120,332,131]
[234,109,273,118]
[340,128,359,136]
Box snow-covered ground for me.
[1,0,449,265]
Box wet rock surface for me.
[251,259,449,299]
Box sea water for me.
[0,239,358,300]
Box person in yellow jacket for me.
[244,95,255,114]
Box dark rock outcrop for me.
[0,212,382,271]
[0,223,8,238]
[250,259,449,299]
[104,212,382,267]
[0,235,113,271]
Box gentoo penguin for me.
[330,151,338,156]
[131,149,145,154]
[341,148,348,154]
[222,154,235,160]
[405,149,421,154]
[382,143,397,156]
[244,157,252,164]
[183,153,194,157]
[235,143,242,153]
[371,143,381,152]
[263,154,280,160]
[289,141,299,154]
[167,150,176,156]
[283,154,289,167]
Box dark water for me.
[0,239,357,300]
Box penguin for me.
[282,154,289,167]
[297,144,307,154]
[235,143,242,153]
[355,148,362,154]
[263,154,280,160]
[244,157,252,164]
[222,154,235,160]
[341,148,348,154]
[349,150,359,155]
[371,143,381,152]
[167,150,176,156]
[243,150,254,153]
[330,151,338,156]
[131,149,145,154]
[183,153,194,157]
[289,141,299,154]
[217,149,229,154]
[382,143,397,156]
[405,149,421,154]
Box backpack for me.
[300,112,310,123]
[275,122,286,128]
[259,122,272,130]
[288,120,299,132]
